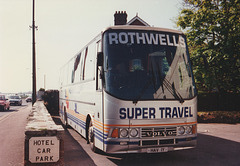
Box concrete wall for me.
[24,101,64,166]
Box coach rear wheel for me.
[88,120,97,152]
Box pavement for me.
[198,123,240,143]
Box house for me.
[114,11,150,26]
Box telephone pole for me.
[31,0,37,105]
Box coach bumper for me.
[104,136,197,154]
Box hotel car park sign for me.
[29,136,59,163]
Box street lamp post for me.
[31,0,37,105]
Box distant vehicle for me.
[9,95,22,106]
[0,95,10,111]
[26,97,32,103]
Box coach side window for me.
[60,64,68,86]
[82,44,95,80]
[71,53,81,83]
[82,47,88,80]
[80,50,85,80]
[96,40,102,90]
[68,59,74,84]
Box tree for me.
[39,88,45,92]
[177,0,240,92]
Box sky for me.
[0,0,182,93]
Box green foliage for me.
[177,0,240,92]
[39,88,45,92]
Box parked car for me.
[26,96,32,102]
[9,95,22,106]
[0,95,10,111]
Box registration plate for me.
[147,147,168,153]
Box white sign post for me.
[29,136,60,163]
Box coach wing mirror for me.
[97,52,103,67]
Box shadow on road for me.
[52,117,96,166]
[106,134,240,166]
[0,109,16,113]
[0,108,19,113]
[10,104,29,111]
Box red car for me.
[0,95,10,111]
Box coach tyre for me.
[88,120,97,152]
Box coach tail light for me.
[111,128,119,138]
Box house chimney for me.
[114,11,127,25]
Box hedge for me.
[198,92,240,111]
[42,90,59,116]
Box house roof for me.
[126,14,150,26]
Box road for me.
[0,100,31,119]
[0,101,32,166]
[64,122,240,166]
